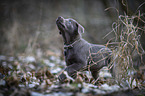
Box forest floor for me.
[0,50,145,96]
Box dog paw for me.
[58,73,67,83]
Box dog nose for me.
[57,16,64,22]
[58,16,62,19]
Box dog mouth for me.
[56,22,65,35]
[56,16,66,30]
[57,22,65,29]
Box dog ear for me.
[77,23,84,34]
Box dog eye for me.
[68,20,72,23]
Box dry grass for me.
[108,13,145,88]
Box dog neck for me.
[64,38,81,49]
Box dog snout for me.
[58,16,62,20]
[57,16,64,23]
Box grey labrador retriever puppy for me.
[56,16,112,82]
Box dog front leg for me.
[59,63,86,82]
[65,63,82,78]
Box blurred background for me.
[0,0,144,56]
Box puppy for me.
[56,16,112,82]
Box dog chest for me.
[64,45,90,66]
[64,48,78,66]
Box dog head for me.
[56,16,84,44]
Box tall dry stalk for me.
[111,13,145,88]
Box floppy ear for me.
[76,23,84,33]
[78,24,84,33]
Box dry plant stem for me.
[111,14,145,88]
[92,77,100,85]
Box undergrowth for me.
[107,13,145,89]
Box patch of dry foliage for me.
[107,13,145,89]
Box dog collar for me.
[64,39,81,49]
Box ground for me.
[0,51,145,96]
